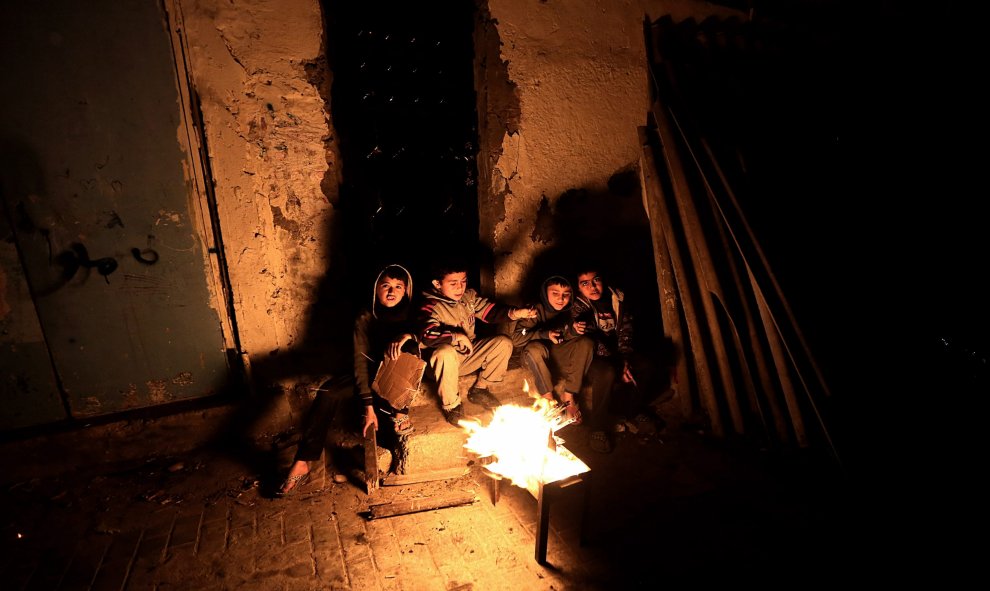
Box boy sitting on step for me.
[417,258,537,426]
[511,274,594,424]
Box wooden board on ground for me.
[367,492,478,519]
[382,467,469,486]
[364,426,379,495]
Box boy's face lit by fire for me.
[434,271,468,301]
[376,276,407,308]
[546,284,572,311]
[577,272,603,301]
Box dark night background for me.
[0,1,984,585]
[323,2,481,301]
[820,4,987,561]
[319,0,989,487]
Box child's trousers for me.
[429,335,513,410]
[521,335,594,396]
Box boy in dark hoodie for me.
[353,264,421,438]
[512,275,594,424]
[572,265,671,452]
[278,264,419,495]
[570,264,636,453]
[418,258,537,426]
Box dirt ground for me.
[0,410,889,589]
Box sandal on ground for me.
[565,402,583,425]
[590,430,612,454]
[559,394,582,425]
[277,461,311,496]
[634,412,666,434]
[277,472,310,496]
[392,413,414,436]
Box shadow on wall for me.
[194,2,491,479]
[522,169,659,320]
[519,167,675,370]
[0,132,353,485]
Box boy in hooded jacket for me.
[278,264,418,495]
[570,265,637,453]
[353,264,421,438]
[418,258,537,426]
[512,275,594,424]
[572,265,671,452]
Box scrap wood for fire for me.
[382,467,470,486]
[366,491,479,519]
[364,425,380,495]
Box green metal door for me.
[0,1,229,427]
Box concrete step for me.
[395,365,538,475]
[316,362,542,481]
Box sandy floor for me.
[0,415,879,589]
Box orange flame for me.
[461,380,589,497]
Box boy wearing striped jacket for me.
[418,259,537,426]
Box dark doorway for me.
[323,2,480,300]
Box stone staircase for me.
[395,363,537,476]
[317,359,540,483]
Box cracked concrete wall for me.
[176,0,733,368]
[475,0,740,298]
[176,0,340,385]
[172,0,737,386]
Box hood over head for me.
[372,264,413,319]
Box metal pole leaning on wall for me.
[701,187,773,444]
[638,128,695,423]
[663,96,796,446]
[700,137,834,403]
[639,125,722,437]
[699,137,847,451]
[650,101,746,437]
[643,14,834,456]
[752,286,807,447]
[689,140,794,446]
[647,21,785,443]
[665,112,786,448]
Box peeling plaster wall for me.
[476,0,741,297]
[176,0,339,378]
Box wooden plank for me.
[638,128,692,421]
[381,467,469,486]
[367,492,478,519]
[651,99,744,436]
[535,481,550,565]
[698,137,834,403]
[364,426,379,495]
[639,126,721,436]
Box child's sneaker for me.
[467,387,501,410]
[589,430,612,454]
[634,412,666,435]
[442,405,466,426]
[392,413,414,435]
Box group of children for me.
[278,257,661,495]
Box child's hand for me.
[386,334,412,359]
[510,306,537,321]
[451,333,473,355]
[548,329,564,344]
[573,320,587,335]
[362,405,378,437]
[622,361,637,385]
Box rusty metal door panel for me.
[0,226,65,430]
[1,2,228,420]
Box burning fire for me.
[461,380,589,497]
